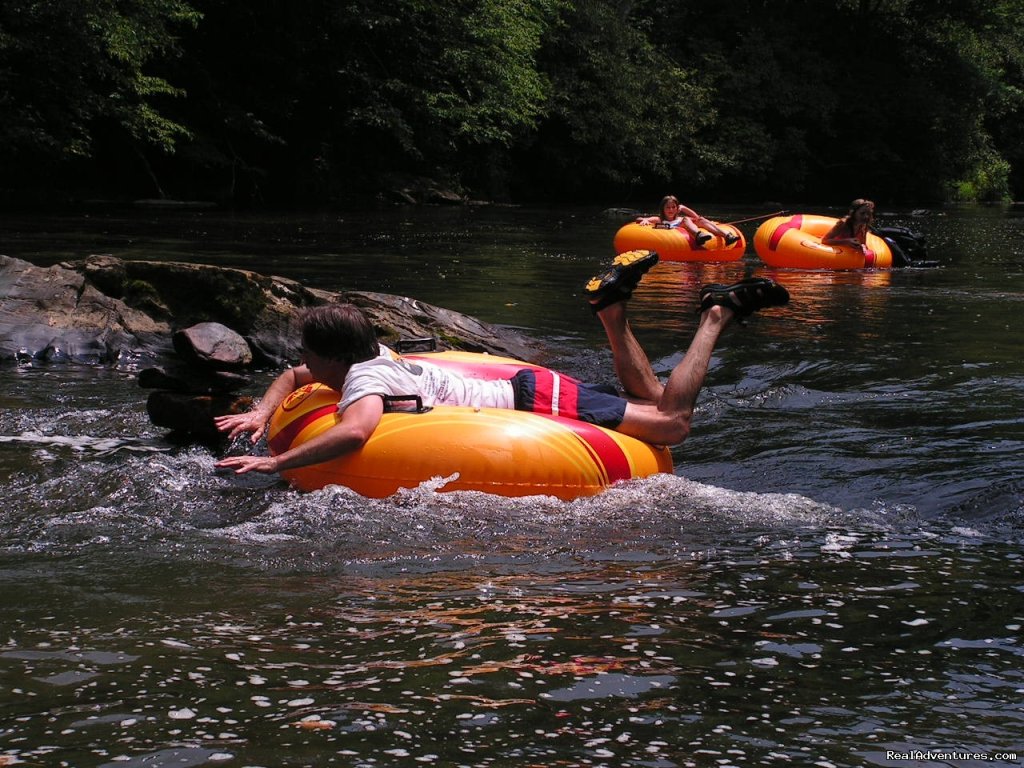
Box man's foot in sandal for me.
[697,277,789,323]
[698,282,729,303]
[583,250,659,312]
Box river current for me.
[1,204,1021,767]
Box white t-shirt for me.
[337,351,515,415]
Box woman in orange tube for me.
[821,198,875,256]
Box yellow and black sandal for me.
[582,250,659,313]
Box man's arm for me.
[214,364,315,444]
[215,394,385,476]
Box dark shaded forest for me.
[3,0,1023,208]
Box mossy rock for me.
[123,261,270,331]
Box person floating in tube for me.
[215,251,789,477]
[635,195,740,247]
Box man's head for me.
[300,304,379,365]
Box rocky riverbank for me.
[0,254,544,443]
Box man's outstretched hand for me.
[215,453,279,475]
[214,411,268,443]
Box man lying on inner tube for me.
[214,251,790,477]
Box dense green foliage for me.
[3,0,1024,205]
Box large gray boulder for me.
[0,255,170,363]
[173,322,253,369]
[0,254,541,366]
[1,253,546,444]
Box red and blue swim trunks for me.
[510,369,627,428]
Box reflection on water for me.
[1,205,1024,766]
[630,260,895,336]
[2,525,1021,767]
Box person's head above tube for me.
[659,195,681,220]
[300,304,378,366]
[846,198,875,227]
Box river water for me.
[1,204,1022,767]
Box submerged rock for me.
[137,364,252,394]
[146,390,255,445]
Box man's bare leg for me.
[657,305,730,418]
[583,251,789,444]
[603,282,789,446]
[584,249,663,400]
[610,305,733,446]
[657,280,789,423]
[594,301,664,402]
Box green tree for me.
[644,0,1024,202]
[6,0,1024,204]
[335,0,563,196]
[512,0,719,198]
[0,0,199,197]
[162,0,563,203]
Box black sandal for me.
[697,277,789,323]
[583,250,659,312]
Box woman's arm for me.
[821,221,870,253]
[821,221,856,246]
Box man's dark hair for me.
[300,304,379,364]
